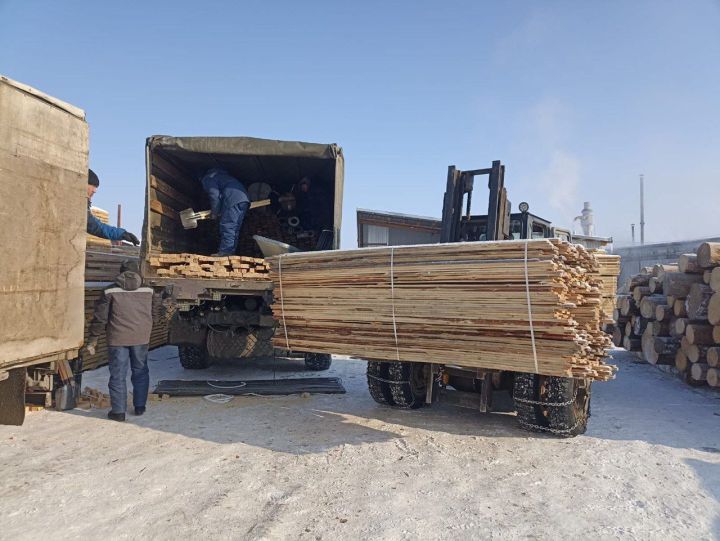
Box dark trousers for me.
[108,345,149,414]
[218,201,250,255]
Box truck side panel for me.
[0,77,88,370]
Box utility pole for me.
[117,203,122,228]
[631,224,635,244]
[639,174,645,245]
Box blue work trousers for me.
[108,345,149,414]
[218,201,250,255]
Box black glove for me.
[121,231,140,245]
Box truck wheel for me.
[304,353,332,371]
[0,368,26,425]
[513,373,590,437]
[178,345,211,369]
[386,362,427,409]
[367,361,394,405]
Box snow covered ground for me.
[1,348,718,540]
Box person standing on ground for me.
[200,167,250,256]
[85,260,162,421]
[87,169,140,245]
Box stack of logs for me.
[614,242,720,388]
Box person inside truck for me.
[199,167,250,256]
[87,169,140,245]
[295,176,330,231]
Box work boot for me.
[134,407,146,416]
[107,411,126,422]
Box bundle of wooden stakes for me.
[148,253,271,280]
[268,239,617,381]
[591,253,621,326]
[614,242,720,388]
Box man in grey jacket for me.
[86,260,161,421]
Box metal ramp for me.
[154,377,346,397]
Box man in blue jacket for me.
[200,167,250,256]
[87,169,139,245]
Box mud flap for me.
[0,368,26,425]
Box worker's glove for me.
[121,231,140,245]
[82,339,98,356]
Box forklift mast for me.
[440,160,511,243]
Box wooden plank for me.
[151,175,195,209]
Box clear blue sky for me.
[2,1,719,247]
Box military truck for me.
[0,76,89,425]
[140,136,343,370]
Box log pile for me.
[268,239,618,381]
[615,242,720,388]
[148,253,271,280]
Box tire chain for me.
[366,373,410,385]
[513,390,578,408]
[517,415,587,436]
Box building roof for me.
[356,208,441,232]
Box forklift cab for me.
[459,205,554,242]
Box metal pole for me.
[639,174,645,245]
[117,204,122,228]
[631,224,635,244]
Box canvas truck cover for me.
[141,136,344,277]
[0,76,88,370]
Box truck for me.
[0,76,89,425]
[140,136,343,370]
[364,161,608,436]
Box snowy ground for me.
[1,348,719,540]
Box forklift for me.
[365,161,593,436]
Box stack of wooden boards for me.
[268,239,618,381]
[87,206,112,249]
[614,242,720,388]
[148,253,271,280]
[85,249,140,281]
[592,253,621,326]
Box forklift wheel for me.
[178,345,211,369]
[513,373,590,437]
[367,361,395,405]
[386,362,426,409]
[304,353,332,371]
